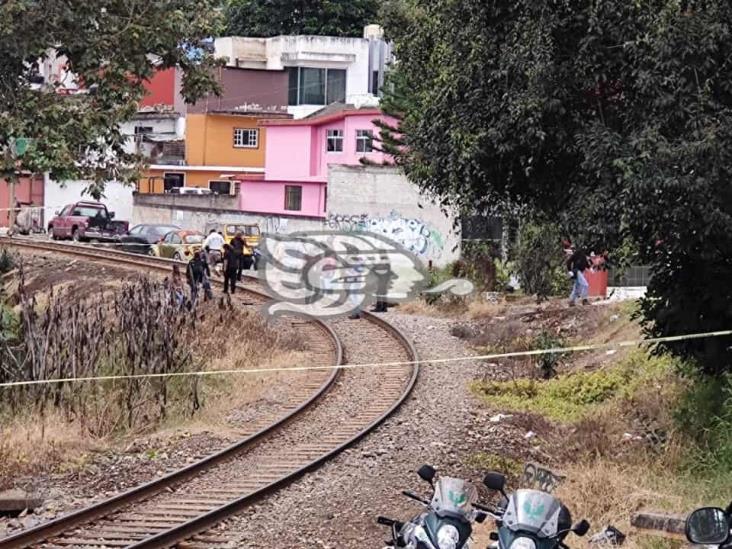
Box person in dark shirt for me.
[566,245,590,306]
[230,231,246,282]
[186,251,210,307]
[222,244,238,294]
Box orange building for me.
[139,111,291,194]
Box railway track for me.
[0,237,420,549]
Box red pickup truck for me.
[48,201,129,242]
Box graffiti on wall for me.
[261,215,289,234]
[325,210,445,258]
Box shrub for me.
[675,373,732,475]
[514,222,567,300]
[532,331,567,379]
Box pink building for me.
[236,105,395,218]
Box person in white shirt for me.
[203,229,225,268]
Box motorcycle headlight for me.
[509,538,537,549]
[437,524,460,549]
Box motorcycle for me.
[685,502,732,548]
[377,465,491,549]
[483,471,589,549]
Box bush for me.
[533,331,566,379]
[514,222,568,300]
[675,373,732,475]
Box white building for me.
[214,25,392,119]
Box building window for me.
[209,180,232,195]
[327,129,344,152]
[163,172,185,192]
[233,128,259,148]
[356,129,374,153]
[284,185,302,211]
[370,70,379,95]
[134,126,153,135]
[287,67,347,106]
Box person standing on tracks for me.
[230,231,247,282]
[186,251,210,307]
[222,243,239,294]
[203,229,224,270]
[168,264,185,308]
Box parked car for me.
[155,230,205,261]
[119,224,181,255]
[48,201,128,242]
[169,187,212,195]
[221,223,261,269]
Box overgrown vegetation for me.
[515,222,570,301]
[473,351,675,422]
[381,0,732,377]
[0,274,202,435]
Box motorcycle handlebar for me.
[402,490,430,505]
[377,516,396,526]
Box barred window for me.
[233,128,259,148]
[284,185,302,211]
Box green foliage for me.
[514,222,567,300]
[494,258,515,291]
[225,0,379,37]
[455,240,502,290]
[473,351,675,422]
[467,452,523,479]
[382,0,732,375]
[675,374,732,476]
[0,1,223,197]
[532,331,566,379]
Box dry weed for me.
[0,412,102,488]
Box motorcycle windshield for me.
[430,477,477,519]
[502,489,563,538]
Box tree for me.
[0,0,223,207]
[382,0,732,374]
[225,0,379,38]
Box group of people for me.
[165,229,254,308]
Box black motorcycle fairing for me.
[423,513,472,548]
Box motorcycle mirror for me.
[686,507,731,545]
[573,519,590,537]
[483,472,507,494]
[417,464,436,485]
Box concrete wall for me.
[0,175,44,227]
[133,192,322,234]
[326,165,460,267]
[140,68,176,109]
[45,179,135,224]
[187,67,288,115]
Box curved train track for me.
[0,238,419,549]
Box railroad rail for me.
[0,238,420,549]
